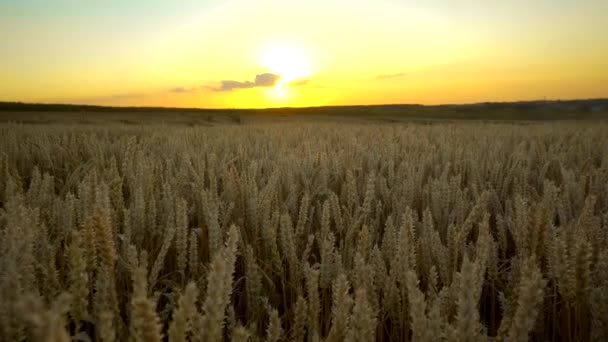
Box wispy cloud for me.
[168,86,201,93]
[289,78,311,86]
[374,72,407,80]
[60,75,318,105]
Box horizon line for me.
[2,97,608,112]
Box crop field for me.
[1,118,607,341]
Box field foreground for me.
[1,120,607,341]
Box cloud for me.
[374,72,407,80]
[254,73,281,87]
[219,80,255,91]
[289,78,311,86]
[168,86,200,93]
[217,73,281,91]
[170,73,307,93]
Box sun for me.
[259,41,312,85]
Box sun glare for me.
[259,41,312,84]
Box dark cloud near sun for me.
[219,80,255,91]
[254,73,281,87]
[168,73,310,93]
[217,73,281,91]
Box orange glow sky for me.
[1,0,607,108]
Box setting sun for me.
[259,41,313,83]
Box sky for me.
[1,0,607,108]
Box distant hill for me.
[1,99,607,122]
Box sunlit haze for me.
[1,0,607,108]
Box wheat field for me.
[0,121,607,341]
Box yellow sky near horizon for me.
[1,0,607,108]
